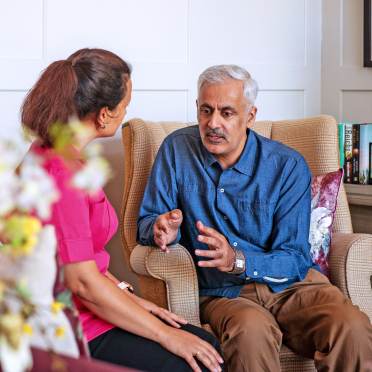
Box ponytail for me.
[22,60,78,146]
[22,48,131,146]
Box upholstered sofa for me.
[120,115,372,371]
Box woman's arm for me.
[64,262,223,372]
[104,270,186,328]
[104,270,120,285]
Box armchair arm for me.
[329,232,372,322]
[130,244,201,326]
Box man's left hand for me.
[195,221,235,272]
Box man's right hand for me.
[153,209,183,253]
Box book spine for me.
[369,142,372,184]
[369,124,372,184]
[359,124,370,184]
[338,123,345,169]
[352,124,360,183]
[344,123,353,183]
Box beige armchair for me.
[120,115,372,372]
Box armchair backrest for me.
[120,116,352,301]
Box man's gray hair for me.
[197,65,259,107]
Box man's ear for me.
[246,106,257,128]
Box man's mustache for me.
[205,128,226,139]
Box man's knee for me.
[221,308,282,351]
[320,303,372,346]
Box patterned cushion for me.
[309,169,343,276]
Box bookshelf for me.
[344,184,372,206]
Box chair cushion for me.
[309,169,343,276]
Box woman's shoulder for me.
[30,142,78,179]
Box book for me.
[369,142,372,184]
[352,124,360,183]
[338,123,345,168]
[343,123,353,183]
[359,124,371,184]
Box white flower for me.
[72,156,111,194]
[0,171,18,217]
[69,120,95,146]
[0,141,23,173]
[0,141,23,217]
[83,142,102,158]
[16,153,59,220]
[0,336,33,372]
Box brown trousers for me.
[200,269,372,372]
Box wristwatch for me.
[229,248,246,275]
[117,281,134,293]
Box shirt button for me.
[220,188,224,193]
[232,242,238,247]
[253,271,258,276]
[223,215,228,220]
[246,276,251,281]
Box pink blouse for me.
[32,143,117,342]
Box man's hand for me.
[195,221,235,272]
[153,209,183,253]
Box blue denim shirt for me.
[137,125,316,297]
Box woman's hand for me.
[159,327,223,372]
[132,295,188,328]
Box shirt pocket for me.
[237,200,273,244]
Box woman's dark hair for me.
[21,48,131,146]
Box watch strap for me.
[229,248,246,275]
[117,281,134,293]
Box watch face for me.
[236,259,244,269]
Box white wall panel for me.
[256,90,305,121]
[131,63,189,90]
[0,0,44,90]
[341,91,372,122]
[127,91,188,122]
[0,0,43,59]
[45,0,188,63]
[322,0,372,123]
[189,0,306,65]
[0,91,28,141]
[0,60,44,90]
[341,0,363,67]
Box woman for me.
[21,48,223,372]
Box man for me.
[137,65,372,371]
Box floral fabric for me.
[309,169,343,276]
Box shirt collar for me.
[200,129,257,176]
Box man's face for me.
[197,79,257,169]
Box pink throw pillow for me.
[309,169,343,276]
